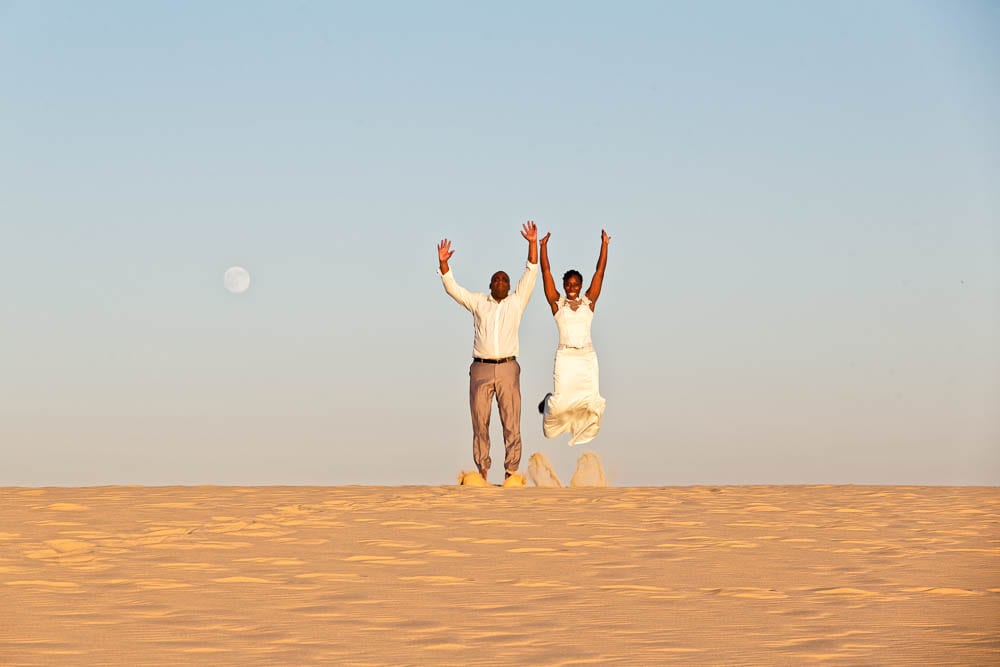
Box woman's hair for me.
[563,269,583,283]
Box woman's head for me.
[562,270,583,300]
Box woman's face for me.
[563,275,583,300]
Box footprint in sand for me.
[570,451,607,487]
[527,453,562,488]
[24,540,96,564]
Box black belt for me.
[473,356,516,364]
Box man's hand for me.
[521,220,538,243]
[522,221,539,264]
[438,238,455,274]
[601,229,611,245]
[438,239,455,263]
[540,232,551,247]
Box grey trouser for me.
[469,359,522,474]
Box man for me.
[437,221,539,483]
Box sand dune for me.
[0,484,997,664]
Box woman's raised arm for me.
[539,232,560,315]
[585,229,611,310]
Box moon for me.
[223,266,251,294]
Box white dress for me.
[542,295,606,446]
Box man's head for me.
[563,269,583,300]
[490,271,511,301]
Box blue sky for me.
[1,1,997,485]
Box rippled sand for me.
[1,485,997,665]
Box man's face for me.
[490,271,511,301]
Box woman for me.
[537,229,610,445]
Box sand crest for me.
[0,484,997,664]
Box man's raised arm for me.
[438,238,475,311]
[515,221,539,309]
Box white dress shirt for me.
[440,262,538,359]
